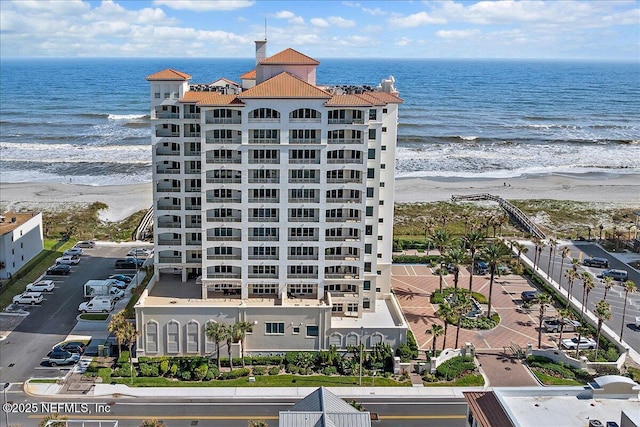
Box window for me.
[383,108,388,113]
[365,225,373,236]
[381,164,386,169]
[368,129,376,140]
[379,200,384,205]
[155,93,161,99]
[363,280,371,291]
[249,108,280,119]
[380,182,385,187]
[382,127,387,132]
[292,326,300,334]
[366,187,374,198]
[379,218,384,223]
[306,326,319,337]
[365,244,372,254]
[146,322,158,353]
[363,299,371,309]
[266,322,285,334]
[377,253,382,258]
[376,287,381,292]
[378,235,383,240]
[366,206,374,216]
[347,303,359,312]
[332,304,344,312]
[369,109,377,120]
[381,145,386,151]
[367,168,375,179]
[290,108,320,119]
[365,262,372,272]
[368,148,376,159]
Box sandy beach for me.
[0,173,638,222]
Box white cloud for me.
[327,16,356,27]
[362,7,386,16]
[273,10,295,19]
[436,29,482,39]
[395,37,412,46]
[310,18,329,27]
[388,11,446,28]
[153,0,254,12]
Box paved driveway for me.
[391,264,559,352]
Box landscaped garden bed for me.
[422,356,484,386]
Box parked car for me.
[543,318,581,333]
[114,259,136,269]
[63,247,83,257]
[110,287,125,301]
[78,297,114,313]
[561,337,596,350]
[474,260,489,274]
[48,350,80,366]
[582,257,609,268]
[497,265,511,275]
[75,241,95,248]
[108,279,128,290]
[26,280,55,292]
[108,274,132,283]
[55,255,80,265]
[127,248,152,257]
[12,292,44,305]
[600,269,628,281]
[125,257,145,266]
[47,264,71,275]
[53,341,86,354]
[521,290,541,302]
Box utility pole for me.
[359,326,364,386]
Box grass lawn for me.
[425,374,484,387]
[107,374,411,388]
[79,313,109,321]
[531,371,584,386]
[28,379,58,384]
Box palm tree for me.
[536,293,553,349]
[557,308,576,346]
[122,320,139,384]
[107,310,128,357]
[437,304,453,351]
[579,272,595,324]
[514,241,528,259]
[620,280,637,342]
[426,324,444,357]
[574,325,591,359]
[532,237,541,269]
[39,414,67,427]
[205,322,227,371]
[248,421,269,427]
[571,257,580,272]
[536,240,546,271]
[232,321,253,368]
[224,324,235,371]
[430,228,450,293]
[451,294,473,349]
[593,299,611,360]
[602,276,615,301]
[481,243,507,318]
[565,269,578,309]
[444,245,466,295]
[558,246,570,287]
[547,238,557,278]
[463,230,485,293]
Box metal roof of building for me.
[279,387,371,427]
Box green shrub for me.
[268,366,281,375]
[395,344,414,363]
[219,368,250,380]
[180,370,192,381]
[204,367,219,381]
[436,356,475,380]
[159,360,169,376]
[252,366,267,376]
[594,365,620,376]
[138,363,159,377]
[194,364,209,381]
[406,331,419,357]
[169,363,178,377]
[117,351,130,367]
[392,255,434,264]
[287,365,300,374]
[604,347,619,362]
[113,363,133,377]
[322,366,338,376]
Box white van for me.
[78,297,114,313]
[602,269,629,281]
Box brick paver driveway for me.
[392,264,559,353]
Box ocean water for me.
[1,58,639,185]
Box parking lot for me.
[0,243,149,383]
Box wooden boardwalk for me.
[451,193,546,239]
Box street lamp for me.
[359,326,364,386]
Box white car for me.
[543,318,581,333]
[13,292,44,305]
[56,255,80,265]
[127,248,152,257]
[74,241,95,248]
[110,287,125,301]
[26,280,55,292]
[561,337,597,350]
[63,248,83,257]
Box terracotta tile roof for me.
[260,48,320,65]
[240,69,256,79]
[146,68,192,81]
[463,392,515,427]
[326,94,384,107]
[210,77,240,87]
[366,91,403,104]
[179,91,244,106]
[238,72,331,99]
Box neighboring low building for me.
[464,375,640,427]
[279,386,371,427]
[0,212,43,280]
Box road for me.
[521,240,640,354]
[2,392,468,427]
[0,244,137,384]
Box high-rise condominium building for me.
[135,42,407,357]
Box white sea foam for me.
[107,114,147,120]
[0,141,151,164]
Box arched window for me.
[145,321,159,353]
[186,320,200,353]
[166,320,180,353]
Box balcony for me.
[184,131,201,138]
[326,197,361,204]
[326,235,360,242]
[248,272,279,279]
[158,256,182,263]
[328,118,364,125]
[288,254,318,261]
[288,235,319,242]
[327,291,359,300]
[207,273,241,279]
[325,255,360,261]
[248,235,279,241]
[184,149,200,156]
[248,158,279,164]
[205,137,242,144]
[157,202,181,211]
[184,112,200,119]
[207,254,242,260]
[207,197,242,203]
[185,221,201,228]
[248,217,279,223]
[248,177,279,184]
[289,177,320,184]
[155,130,180,138]
[325,274,360,279]
[248,138,280,144]
[185,239,201,246]
[156,184,180,193]
[207,215,241,222]
[327,177,362,184]
[156,166,181,174]
[289,158,320,164]
[326,216,361,223]
[185,186,201,193]
[206,117,242,125]
[290,137,321,144]
[287,273,318,279]
[327,138,364,144]
[248,254,279,260]
[327,158,363,164]
[156,147,180,156]
[288,216,319,222]
[248,197,279,203]
[288,197,320,203]
[155,112,180,119]
[157,220,181,228]
[207,235,241,241]
[185,204,201,211]
[206,156,241,164]
[157,237,182,245]
[185,166,201,174]
[207,177,242,184]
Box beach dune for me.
[0,173,638,222]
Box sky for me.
[0,0,638,60]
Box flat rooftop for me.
[0,211,39,236]
[495,387,640,427]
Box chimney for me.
[255,40,267,65]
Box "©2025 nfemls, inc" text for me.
[3,402,111,414]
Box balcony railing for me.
[287,273,318,279]
[156,186,180,193]
[248,254,279,260]
[207,177,242,184]
[206,197,241,203]
[207,235,241,241]
[156,148,180,156]
[289,117,321,123]
[248,138,280,144]
[327,177,362,184]
[185,222,201,228]
[248,177,280,184]
[326,235,360,242]
[185,168,201,174]
[289,138,321,144]
[157,204,181,211]
[184,132,201,138]
[207,216,241,222]
[207,255,242,260]
[155,131,180,138]
[156,168,181,174]
[248,235,279,241]
[325,274,359,279]
[157,222,181,228]
[326,197,361,204]
[288,217,319,222]
[247,118,280,123]
[208,273,241,279]
[205,138,241,144]
[325,255,360,261]
[289,159,320,164]
[185,240,201,246]
[206,157,241,164]
[289,178,320,184]
[248,217,279,222]
[288,255,318,260]
[248,197,279,203]
[326,216,361,222]
[184,150,200,156]
[327,138,364,144]
[288,236,319,241]
[327,158,363,164]
[184,113,200,119]
[158,256,182,263]
[328,118,364,125]
[185,205,201,210]
[248,158,279,164]
[288,197,320,203]
[157,238,182,245]
[248,273,279,279]
[206,117,242,125]
[155,112,179,119]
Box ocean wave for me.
[108,114,148,120]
